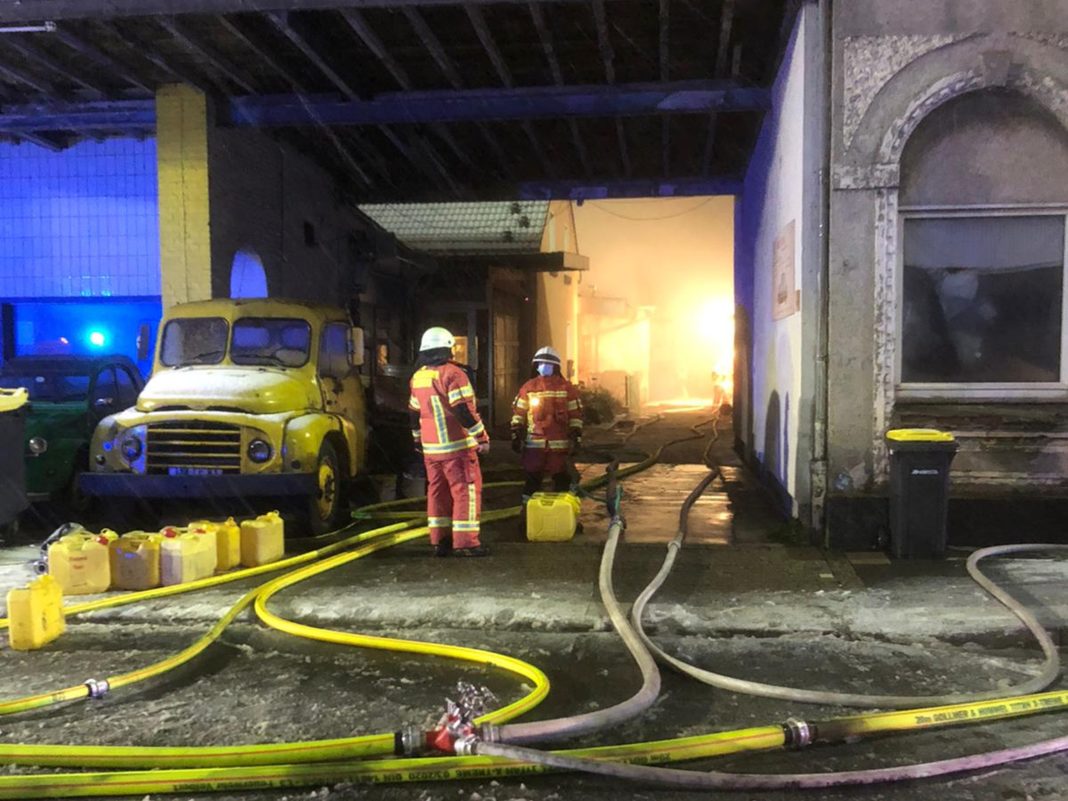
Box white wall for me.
[736,6,812,509]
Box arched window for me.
[229,249,268,299]
[898,90,1068,398]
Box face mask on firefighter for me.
[536,362,555,377]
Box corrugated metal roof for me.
[358,201,550,256]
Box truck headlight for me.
[27,437,48,455]
[248,439,272,463]
[121,435,143,462]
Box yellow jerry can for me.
[48,533,112,595]
[526,492,582,542]
[109,533,161,591]
[8,575,65,651]
[160,532,216,586]
[240,511,285,567]
[190,518,241,572]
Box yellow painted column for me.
[156,84,212,309]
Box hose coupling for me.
[84,678,110,699]
[425,682,496,754]
[782,717,813,749]
[398,724,425,756]
[453,734,480,756]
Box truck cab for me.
[82,298,366,534]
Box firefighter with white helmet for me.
[409,326,490,557]
[510,346,583,516]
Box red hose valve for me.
[425,682,497,754]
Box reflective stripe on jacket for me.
[409,362,488,460]
[511,374,583,450]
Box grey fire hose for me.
[472,416,1068,789]
[475,734,1068,791]
[490,462,662,745]
[631,419,1062,708]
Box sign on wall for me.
[772,219,799,320]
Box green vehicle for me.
[0,355,143,511]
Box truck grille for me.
[145,421,242,474]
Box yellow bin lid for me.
[886,428,955,443]
[0,387,28,413]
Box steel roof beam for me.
[217,15,305,90]
[402,7,509,182]
[702,0,735,175]
[232,81,770,126]
[591,0,631,179]
[18,132,65,151]
[376,124,457,197]
[518,175,742,200]
[266,11,360,99]
[528,1,588,177]
[52,28,152,94]
[158,17,257,94]
[0,81,769,134]
[660,0,669,177]
[0,99,156,133]
[0,0,619,22]
[346,128,395,186]
[340,8,487,180]
[0,57,55,96]
[215,15,377,188]
[464,4,551,179]
[1,38,108,98]
[528,1,562,85]
[465,4,511,88]
[403,7,462,89]
[591,0,616,84]
[97,20,209,90]
[339,8,411,90]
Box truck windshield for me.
[231,318,312,367]
[160,318,229,367]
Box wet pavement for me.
[0,408,1067,800]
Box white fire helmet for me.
[419,326,455,352]
[532,346,562,367]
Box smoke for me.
[573,197,735,405]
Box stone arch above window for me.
[229,248,268,299]
[901,89,1068,207]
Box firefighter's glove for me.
[477,441,491,456]
[568,432,581,456]
[511,430,524,454]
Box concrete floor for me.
[1,409,1068,800]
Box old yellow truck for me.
[81,298,366,534]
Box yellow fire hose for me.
[3,688,1068,797]
[0,509,550,769]
[0,424,1065,796]
[0,521,424,713]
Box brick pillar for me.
[156,84,212,309]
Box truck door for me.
[319,323,365,469]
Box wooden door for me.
[492,307,520,429]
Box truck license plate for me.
[168,467,224,477]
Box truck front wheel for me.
[309,441,346,536]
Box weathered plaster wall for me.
[826,0,1068,540]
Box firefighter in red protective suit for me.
[409,327,491,557]
[511,346,583,514]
